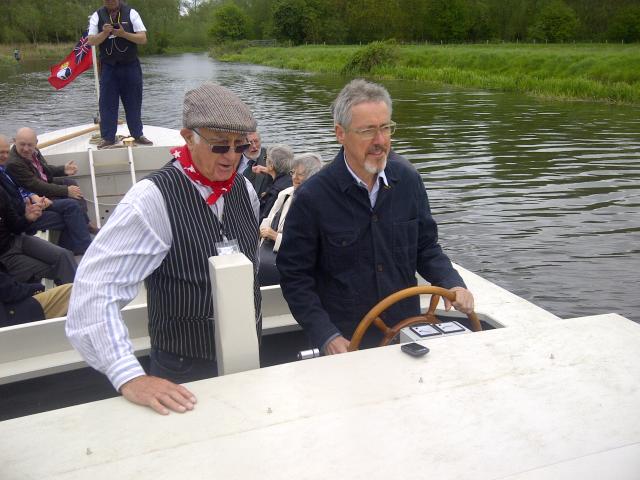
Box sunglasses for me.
[193,129,250,154]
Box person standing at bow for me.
[88,0,153,149]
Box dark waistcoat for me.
[97,4,138,65]
[146,163,261,359]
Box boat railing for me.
[0,257,553,386]
[45,146,173,226]
[0,253,299,385]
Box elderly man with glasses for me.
[239,131,272,197]
[277,79,474,355]
[66,83,261,415]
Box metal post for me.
[126,145,137,186]
[91,45,100,123]
[87,148,102,228]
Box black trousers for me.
[149,348,218,384]
[0,234,76,285]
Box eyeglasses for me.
[193,129,250,154]
[289,170,306,179]
[346,121,396,139]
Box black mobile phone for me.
[401,342,430,357]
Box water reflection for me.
[1,53,638,321]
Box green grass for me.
[217,43,640,105]
[0,43,74,65]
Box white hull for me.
[3,313,640,479]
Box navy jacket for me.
[0,187,30,255]
[0,267,44,327]
[277,148,465,349]
[0,168,27,214]
[242,148,272,198]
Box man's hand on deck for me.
[444,287,474,314]
[64,160,78,175]
[324,335,350,355]
[120,375,197,415]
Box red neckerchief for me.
[30,152,48,181]
[171,145,236,205]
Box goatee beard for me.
[364,158,387,175]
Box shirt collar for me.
[343,152,389,191]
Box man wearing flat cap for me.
[67,83,261,415]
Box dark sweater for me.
[0,187,30,255]
[6,146,68,198]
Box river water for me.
[1,53,639,322]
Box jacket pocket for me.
[325,230,358,273]
[392,218,418,267]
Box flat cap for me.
[183,82,257,134]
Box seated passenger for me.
[258,152,323,286]
[258,144,294,222]
[6,127,98,234]
[0,267,72,327]
[238,130,272,197]
[0,135,92,255]
[0,187,76,286]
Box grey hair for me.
[292,152,323,178]
[331,79,392,128]
[267,143,294,175]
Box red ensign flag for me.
[48,31,93,90]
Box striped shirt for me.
[66,162,259,391]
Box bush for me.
[210,40,250,59]
[341,40,398,74]
[209,4,250,42]
[528,0,579,42]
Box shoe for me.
[134,135,153,146]
[97,139,116,149]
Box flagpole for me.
[91,45,100,124]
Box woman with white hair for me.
[258,144,294,222]
[259,152,323,286]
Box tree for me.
[271,0,308,44]
[528,0,579,42]
[15,1,43,44]
[344,0,399,43]
[209,3,251,42]
[425,0,471,42]
[607,5,640,42]
[466,0,497,42]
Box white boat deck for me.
[38,124,183,154]
[3,313,639,479]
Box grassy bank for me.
[0,43,75,66]
[218,43,640,105]
[0,43,209,65]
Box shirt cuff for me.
[321,333,341,355]
[105,354,146,392]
